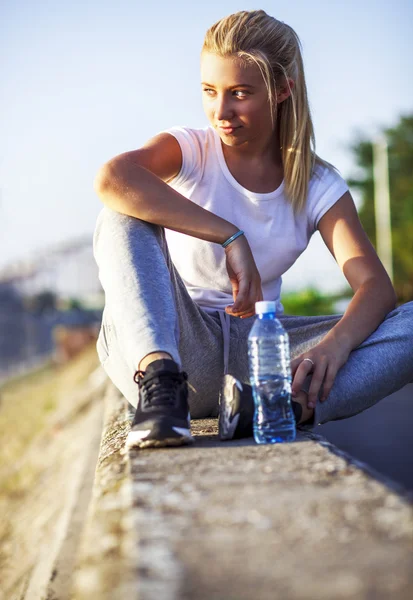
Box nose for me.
[214,94,234,122]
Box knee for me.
[94,207,162,261]
[97,206,136,231]
[388,301,413,332]
[396,300,413,315]
[389,302,413,374]
[93,207,129,247]
[93,208,122,264]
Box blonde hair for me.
[202,10,334,213]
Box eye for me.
[202,88,250,98]
[234,90,249,98]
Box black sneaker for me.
[218,374,303,441]
[125,359,193,449]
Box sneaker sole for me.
[126,435,194,449]
[125,427,194,450]
[219,374,242,441]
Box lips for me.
[219,126,239,134]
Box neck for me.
[221,129,282,168]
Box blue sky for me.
[1,0,412,292]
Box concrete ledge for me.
[73,383,138,600]
[74,381,413,600]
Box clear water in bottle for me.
[248,301,296,444]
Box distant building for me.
[0,237,103,381]
[0,281,54,379]
[0,236,103,305]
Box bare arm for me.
[94,132,238,244]
[292,191,397,406]
[317,191,396,353]
[94,132,263,317]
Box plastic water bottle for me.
[248,301,296,444]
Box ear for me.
[276,78,294,104]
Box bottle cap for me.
[255,301,276,314]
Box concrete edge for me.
[72,379,411,600]
[303,429,413,502]
[72,381,139,600]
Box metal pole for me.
[373,136,393,282]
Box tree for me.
[281,288,336,316]
[348,114,413,303]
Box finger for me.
[240,286,262,316]
[237,286,263,317]
[228,278,239,304]
[226,292,260,317]
[231,280,250,313]
[290,357,302,377]
[238,308,255,318]
[291,360,314,396]
[307,362,328,407]
[320,364,336,402]
[291,354,313,375]
[226,305,254,318]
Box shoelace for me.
[134,369,188,409]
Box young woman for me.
[93,10,413,449]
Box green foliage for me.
[66,297,84,310]
[281,288,337,316]
[348,114,413,303]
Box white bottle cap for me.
[255,301,276,314]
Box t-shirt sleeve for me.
[158,126,204,188]
[307,165,349,233]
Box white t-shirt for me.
[161,125,349,314]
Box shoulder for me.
[306,159,349,231]
[159,125,215,187]
[161,125,213,153]
[309,160,346,190]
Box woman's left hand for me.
[290,337,352,408]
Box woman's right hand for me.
[224,235,263,319]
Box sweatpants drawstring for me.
[218,310,231,375]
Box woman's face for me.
[200,51,276,148]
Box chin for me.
[221,137,245,147]
[217,130,244,143]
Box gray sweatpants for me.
[93,207,413,427]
